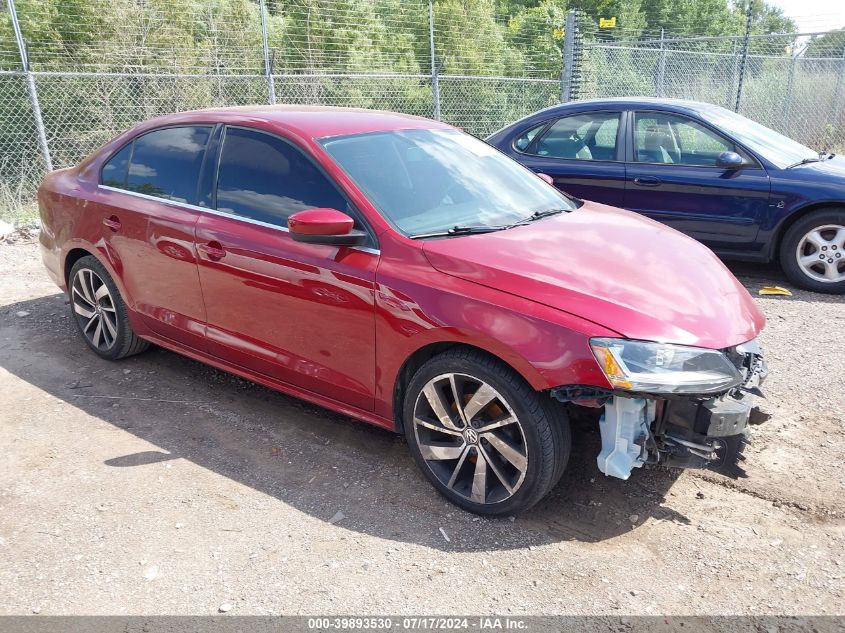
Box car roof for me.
[566,97,722,111]
[131,105,451,140]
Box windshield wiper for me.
[408,208,569,239]
[408,225,507,239]
[786,155,824,169]
[507,208,567,227]
[786,157,822,168]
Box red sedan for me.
[38,106,767,515]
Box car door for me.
[194,125,378,411]
[96,125,212,351]
[623,110,770,250]
[510,110,626,205]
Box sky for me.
[766,0,845,33]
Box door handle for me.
[102,215,121,231]
[633,176,661,187]
[197,241,226,260]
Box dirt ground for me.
[0,237,843,616]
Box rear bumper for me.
[39,230,63,290]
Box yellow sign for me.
[599,17,617,28]
[552,27,565,40]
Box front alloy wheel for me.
[404,349,570,515]
[413,373,528,505]
[780,208,845,294]
[795,224,845,284]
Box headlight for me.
[590,338,742,395]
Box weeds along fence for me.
[1,0,844,227]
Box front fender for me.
[373,249,617,420]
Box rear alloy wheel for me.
[780,209,845,293]
[72,267,118,352]
[404,349,569,515]
[68,255,150,360]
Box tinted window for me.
[126,126,211,204]
[634,112,735,166]
[534,112,620,161]
[215,127,347,227]
[101,144,131,188]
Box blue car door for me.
[509,110,627,206]
[623,110,770,251]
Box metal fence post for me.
[7,0,52,172]
[259,0,276,105]
[656,28,666,97]
[428,0,440,120]
[783,53,797,135]
[560,10,577,102]
[832,47,845,125]
[734,1,752,112]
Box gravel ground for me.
[0,237,843,616]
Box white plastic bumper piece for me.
[597,396,655,480]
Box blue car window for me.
[531,112,620,161]
[634,113,735,167]
[513,123,546,152]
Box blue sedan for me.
[487,98,845,293]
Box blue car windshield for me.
[318,128,576,237]
[704,106,818,169]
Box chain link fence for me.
[0,0,565,226]
[1,0,844,227]
[577,30,845,155]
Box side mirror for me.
[288,208,367,246]
[536,172,554,185]
[716,151,744,170]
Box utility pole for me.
[560,10,577,102]
[7,0,52,172]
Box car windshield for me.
[703,106,818,169]
[318,128,577,237]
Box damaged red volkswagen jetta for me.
[39,106,768,515]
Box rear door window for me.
[124,126,212,204]
[532,112,621,161]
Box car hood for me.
[422,201,765,349]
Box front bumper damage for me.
[551,342,768,480]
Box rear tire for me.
[403,348,570,516]
[779,208,845,293]
[68,255,150,360]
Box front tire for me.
[779,208,845,293]
[403,348,570,516]
[68,255,150,360]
